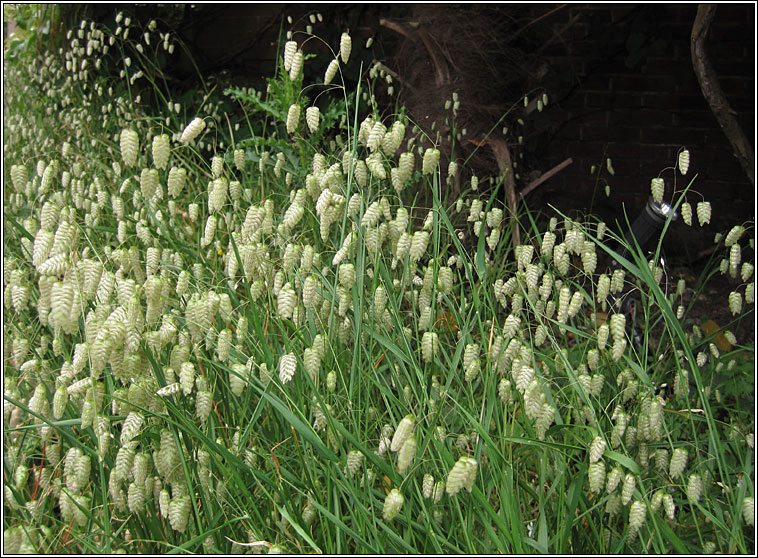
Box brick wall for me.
[171,4,379,87]
[534,3,754,230]
[162,3,752,252]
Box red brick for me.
[573,110,610,126]
[579,6,612,23]
[711,58,756,77]
[706,155,748,178]
[605,156,642,177]
[582,72,613,91]
[569,40,606,58]
[551,20,591,41]
[639,126,689,145]
[610,5,636,23]
[572,157,604,175]
[588,58,632,76]
[582,91,611,106]
[566,140,607,159]
[673,75,700,93]
[558,97,585,113]
[641,92,683,110]
[580,125,642,143]
[698,148,751,175]
[546,56,587,76]
[698,180,739,201]
[685,128,733,149]
[709,40,752,61]
[644,57,688,75]
[608,108,673,127]
[664,22,695,39]
[673,94,712,110]
[715,4,754,19]
[674,5,699,23]
[710,22,755,42]
[639,158,676,179]
[717,76,752,97]
[672,111,720,128]
[607,143,669,160]
[584,91,642,108]
[612,191,651,210]
[551,124,582,142]
[611,74,679,92]
[605,175,648,194]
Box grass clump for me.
[3,9,755,554]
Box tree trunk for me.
[488,136,521,249]
[691,4,754,187]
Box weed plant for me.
[3,10,755,554]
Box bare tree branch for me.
[519,158,573,199]
[488,136,521,249]
[691,4,754,187]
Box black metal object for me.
[608,196,679,352]
[612,196,678,270]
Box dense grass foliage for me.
[3,10,755,554]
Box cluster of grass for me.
[3,10,755,554]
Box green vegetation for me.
[3,8,754,554]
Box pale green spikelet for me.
[650,178,664,203]
[681,202,692,226]
[180,117,206,143]
[396,436,416,474]
[686,473,702,503]
[606,466,623,494]
[627,500,647,540]
[422,148,440,175]
[152,134,170,170]
[422,474,434,499]
[390,415,415,452]
[621,473,636,505]
[588,460,605,493]
[663,493,676,520]
[339,32,352,64]
[446,456,478,495]
[279,353,297,384]
[286,104,301,134]
[289,50,303,81]
[169,494,191,532]
[728,290,742,315]
[120,128,139,167]
[696,201,711,226]
[346,450,363,477]
[324,58,339,84]
[678,149,690,175]
[742,496,755,526]
[383,488,404,521]
[589,435,607,463]
[669,447,687,479]
[305,106,320,133]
